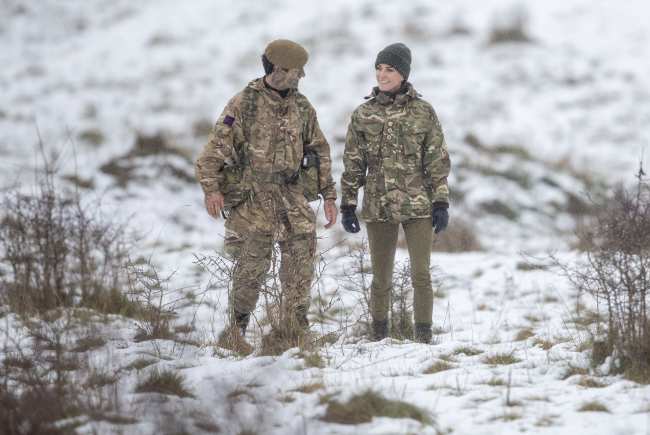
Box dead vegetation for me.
[0,150,136,317]
[321,390,434,427]
[100,132,194,187]
[135,368,194,398]
[487,6,533,45]
[556,167,650,383]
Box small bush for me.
[390,262,414,340]
[0,157,133,316]
[322,390,433,425]
[135,368,194,398]
[127,260,178,342]
[561,168,650,382]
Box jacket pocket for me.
[401,123,428,156]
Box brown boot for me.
[217,325,253,355]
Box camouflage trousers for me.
[225,229,316,319]
[223,186,317,321]
[366,218,433,324]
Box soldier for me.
[196,39,338,353]
[340,43,451,344]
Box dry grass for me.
[292,382,325,394]
[483,352,521,365]
[453,346,483,356]
[484,377,506,386]
[300,351,325,368]
[578,401,610,413]
[576,376,606,388]
[78,127,105,146]
[135,368,194,398]
[514,328,535,341]
[321,390,433,425]
[490,411,522,422]
[431,216,482,252]
[72,335,106,352]
[561,365,589,380]
[126,358,157,371]
[515,261,548,271]
[424,361,455,374]
[85,370,118,388]
[532,338,555,350]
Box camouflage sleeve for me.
[340,111,367,207]
[423,108,451,204]
[303,103,337,200]
[194,94,244,195]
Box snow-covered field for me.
[2,0,650,433]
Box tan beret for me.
[264,39,309,70]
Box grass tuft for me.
[514,328,535,341]
[561,364,589,380]
[532,338,555,350]
[578,401,610,413]
[576,376,606,388]
[484,377,505,386]
[292,382,325,394]
[126,358,157,371]
[135,368,194,398]
[72,336,106,352]
[483,352,521,365]
[321,390,432,425]
[424,361,454,374]
[453,346,483,356]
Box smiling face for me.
[375,63,403,93]
[267,65,305,90]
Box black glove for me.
[341,205,360,233]
[431,202,449,234]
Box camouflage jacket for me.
[195,78,337,201]
[341,83,450,223]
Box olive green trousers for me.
[366,218,433,324]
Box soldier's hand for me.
[205,192,225,219]
[341,205,360,233]
[431,202,449,234]
[323,199,337,229]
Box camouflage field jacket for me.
[341,83,450,223]
[195,78,337,201]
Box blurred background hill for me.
[2,0,650,253]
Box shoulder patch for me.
[223,115,235,126]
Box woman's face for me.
[376,64,403,93]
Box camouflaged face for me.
[341,83,450,223]
[195,78,337,236]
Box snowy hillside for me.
[2,0,650,434]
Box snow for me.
[2,0,650,433]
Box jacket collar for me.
[248,77,297,101]
[365,82,420,106]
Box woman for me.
[340,42,451,343]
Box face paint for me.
[269,67,304,90]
